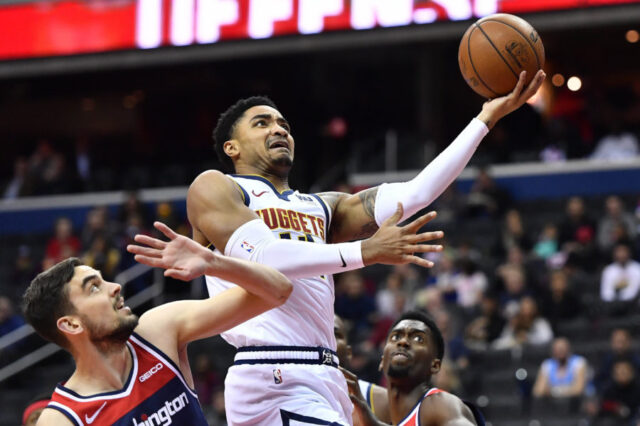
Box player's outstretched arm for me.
[127,221,291,306]
[321,70,546,244]
[189,170,442,279]
[129,221,292,349]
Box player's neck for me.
[67,342,132,395]
[387,380,430,424]
[234,165,290,192]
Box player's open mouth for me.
[268,139,290,151]
[115,297,129,312]
[391,351,410,360]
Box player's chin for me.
[271,155,293,168]
[387,363,411,378]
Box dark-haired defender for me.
[24,222,291,426]
[182,70,545,425]
[343,311,482,426]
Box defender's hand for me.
[127,221,217,281]
[340,367,387,426]
[361,204,443,268]
[476,69,546,129]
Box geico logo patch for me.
[139,363,163,382]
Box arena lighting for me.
[551,73,565,87]
[567,76,582,91]
[1,0,640,60]
[626,29,640,43]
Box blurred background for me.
[1,1,640,425]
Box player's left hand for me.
[340,367,387,426]
[476,69,546,129]
[127,221,217,281]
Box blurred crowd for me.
[1,168,640,424]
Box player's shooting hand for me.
[476,69,546,129]
[339,367,387,426]
[126,221,216,281]
[361,203,443,268]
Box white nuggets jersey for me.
[206,174,336,349]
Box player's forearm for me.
[373,119,488,225]
[209,255,292,306]
[224,219,364,279]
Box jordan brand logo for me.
[85,401,107,424]
[252,190,268,197]
[339,250,347,267]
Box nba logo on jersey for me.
[273,369,283,384]
[240,241,255,253]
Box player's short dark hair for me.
[22,258,81,349]
[212,96,278,172]
[391,310,445,360]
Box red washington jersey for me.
[397,388,443,426]
[47,333,207,426]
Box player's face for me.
[230,105,295,176]
[334,316,352,366]
[66,266,138,344]
[382,320,440,381]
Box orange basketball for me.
[458,13,545,99]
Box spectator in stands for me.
[204,387,228,426]
[532,337,588,400]
[82,234,121,281]
[558,196,599,272]
[81,206,114,248]
[594,328,640,392]
[429,250,458,303]
[497,264,530,317]
[10,245,37,304]
[117,191,151,229]
[335,271,376,338]
[465,168,512,218]
[434,309,469,372]
[193,353,221,406]
[376,271,408,319]
[21,394,50,426]
[597,196,637,255]
[492,209,533,259]
[600,243,640,303]
[0,295,25,337]
[558,196,597,249]
[27,139,67,195]
[464,292,506,350]
[595,360,640,425]
[493,296,553,350]
[540,269,583,331]
[3,157,33,199]
[533,223,560,261]
[590,121,639,161]
[43,217,81,268]
[451,258,488,312]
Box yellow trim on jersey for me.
[231,180,247,203]
[369,383,376,414]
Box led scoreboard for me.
[0,0,638,60]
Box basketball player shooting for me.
[23,221,292,426]
[147,68,544,426]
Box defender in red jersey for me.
[22,222,292,426]
[343,311,482,426]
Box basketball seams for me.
[466,25,499,98]
[480,18,542,69]
[475,22,520,81]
